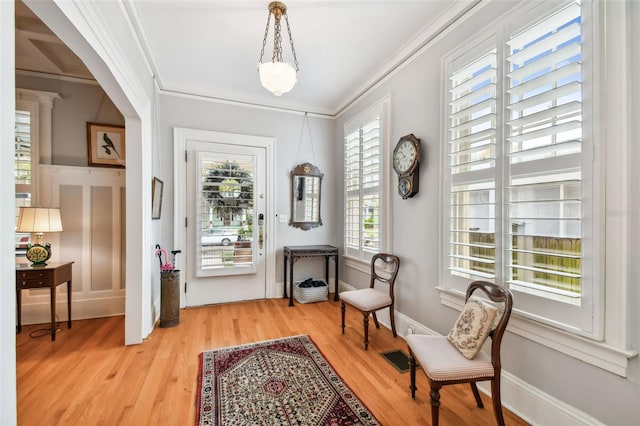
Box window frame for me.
[14,89,58,254]
[438,0,636,376]
[343,95,391,268]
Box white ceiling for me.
[17,0,469,116]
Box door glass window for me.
[198,156,254,273]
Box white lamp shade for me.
[258,61,297,96]
[16,207,63,233]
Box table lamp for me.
[16,207,63,267]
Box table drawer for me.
[17,269,52,280]
[16,270,53,289]
[18,279,51,289]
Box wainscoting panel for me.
[19,165,126,325]
[91,185,113,291]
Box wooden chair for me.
[407,281,513,426]
[340,253,400,350]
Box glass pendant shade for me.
[258,61,297,96]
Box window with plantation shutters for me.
[448,50,497,282]
[344,98,389,263]
[444,1,597,336]
[506,1,583,306]
[15,107,35,252]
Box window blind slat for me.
[507,81,581,113]
[508,21,581,66]
[507,62,581,97]
[450,67,496,96]
[508,42,581,82]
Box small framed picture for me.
[152,177,164,220]
[87,122,125,168]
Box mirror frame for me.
[289,162,323,230]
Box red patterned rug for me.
[196,335,380,425]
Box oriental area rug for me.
[196,335,380,426]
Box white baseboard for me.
[19,296,125,325]
[338,281,602,425]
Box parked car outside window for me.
[201,229,238,246]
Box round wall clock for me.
[392,134,421,199]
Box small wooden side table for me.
[16,261,74,341]
[283,245,339,306]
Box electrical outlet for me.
[278,214,289,223]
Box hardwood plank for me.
[17,297,529,425]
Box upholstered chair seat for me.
[406,335,494,382]
[340,288,392,313]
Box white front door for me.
[183,139,268,306]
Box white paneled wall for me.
[19,165,126,325]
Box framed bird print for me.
[87,122,126,168]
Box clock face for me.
[393,138,418,174]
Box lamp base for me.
[25,243,52,267]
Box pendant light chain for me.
[258,11,272,64]
[272,11,283,62]
[284,14,299,71]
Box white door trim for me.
[173,127,277,308]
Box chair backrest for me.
[466,281,513,370]
[369,253,400,297]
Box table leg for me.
[67,280,72,329]
[289,257,295,307]
[283,254,288,299]
[324,256,329,287]
[50,286,56,341]
[334,255,339,301]
[16,288,22,334]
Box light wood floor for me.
[17,297,528,425]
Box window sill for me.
[343,255,370,275]
[437,286,638,377]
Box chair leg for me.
[389,305,397,337]
[363,313,370,350]
[429,384,442,426]
[372,311,380,329]
[491,378,506,426]
[470,382,484,408]
[341,302,346,334]
[409,349,417,398]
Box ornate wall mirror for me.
[290,162,323,230]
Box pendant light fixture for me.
[258,1,299,96]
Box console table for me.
[16,261,74,341]
[283,245,339,306]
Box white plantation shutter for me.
[344,128,361,255]
[344,100,387,262]
[15,108,34,251]
[506,1,584,306]
[15,110,32,186]
[444,1,597,335]
[447,50,497,286]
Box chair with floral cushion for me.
[406,281,513,426]
[340,253,400,350]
